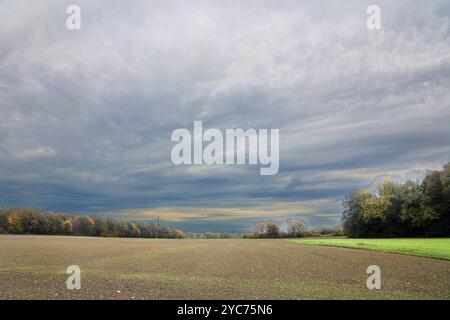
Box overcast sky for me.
[1,0,449,232]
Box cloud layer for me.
[1,0,449,232]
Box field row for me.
[0,236,449,299]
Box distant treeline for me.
[343,162,450,237]
[0,208,186,239]
[243,219,343,239]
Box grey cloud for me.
[0,0,449,231]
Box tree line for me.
[244,218,343,238]
[342,162,450,237]
[0,208,186,239]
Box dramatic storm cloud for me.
[1,0,449,232]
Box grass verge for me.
[291,238,450,260]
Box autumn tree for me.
[0,208,184,239]
[342,162,450,237]
[7,212,22,233]
[266,222,280,238]
[63,219,74,234]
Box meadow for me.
[0,235,449,300]
[293,238,450,260]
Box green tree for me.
[399,180,424,234]
[342,162,450,237]
[439,162,450,234]
[0,208,7,233]
[20,209,39,234]
[421,170,444,234]
[342,189,373,237]
[93,217,108,237]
